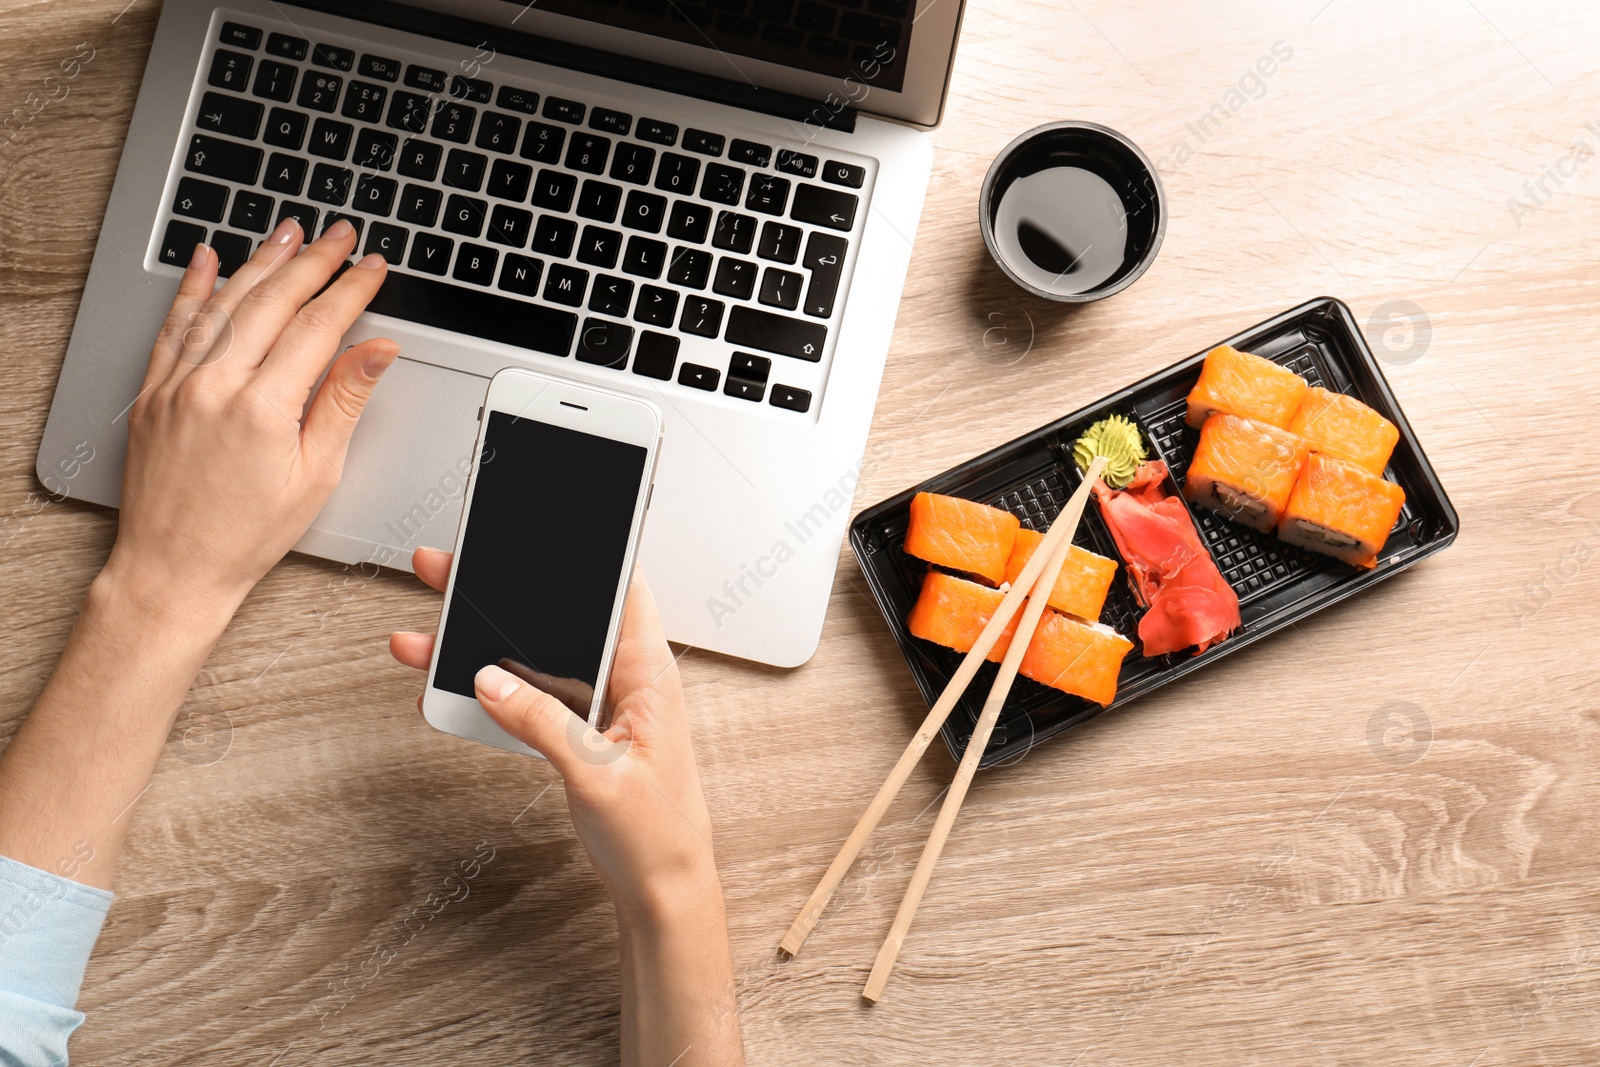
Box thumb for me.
[475,665,620,774]
[302,338,399,467]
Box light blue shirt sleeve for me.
[0,853,113,1067]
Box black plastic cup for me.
[979,121,1166,303]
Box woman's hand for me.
[105,218,398,620]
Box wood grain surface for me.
[3,1,1599,1064]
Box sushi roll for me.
[907,571,1018,663]
[1278,453,1407,568]
[1288,386,1400,475]
[1018,613,1134,706]
[1184,414,1310,533]
[1003,528,1118,621]
[904,492,1020,585]
[1185,345,1309,429]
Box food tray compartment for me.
[850,297,1459,768]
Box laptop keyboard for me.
[155,14,880,416]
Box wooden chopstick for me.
[861,454,1108,1002]
[778,455,1109,960]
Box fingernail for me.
[189,242,209,269]
[268,217,299,244]
[326,219,354,240]
[476,664,520,702]
[362,343,399,378]
[354,252,386,270]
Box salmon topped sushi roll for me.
[1278,453,1406,568]
[1018,613,1134,706]
[1184,415,1310,533]
[1288,386,1400,475]
[1003,528,1118,621]
[904,492,1020,585]
[907,571,1017,663]
[1185,345,1309,429]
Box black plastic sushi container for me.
[850,297,1459,768]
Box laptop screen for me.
[500,0,913,93]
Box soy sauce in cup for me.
[980,122,1166,303]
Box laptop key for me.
[757,220,801,263]
[266,33,308,61]
[208,50,252,92]
[683,128,724,156]
[633,285,678,327]
[318,214,360,242]
[386,91,431,135]
[531,215,577,257]
[636,119,678,146]
[543,97,585,124]
[666,247,712,289]
[678,363,719,390]
[622,236,666,278]
[823,160,865,188]
[158,220,206,268]
[359,54,401,82]
[775,149,818,178]
[341,81,387,123]
[588,274,633,315]
[544,263,588,306]
[666,201,711,244]
[443,149,488,191]
[312,44,354,72]
[486,159,533,201]
[275,202,318,238]
[398,139,442,181]
[590,107,631,135]
[578,226,622,268]
[531,169,577,211]
[197,91,263,139]
[308,163,352,205]
[228,191,275,233]
[398,184,442,226]
[792,184,857,230]
[264,107,308,150]
[453,243,499,285]
[746,173,790,215]
[679,296,724,338]
[353,175,397,216]
[632,332,678,380]
[364,221,408,263]
[654,153,699,193]
[251,61,297,104]
[367,271,577,357]
[404,64,447,93]
[498,253,544,296]
[576,317,633,368]
[297,73,342,113]
[520,121,565,164]
[496,86,539,114]
[442,194,487,237]
[769,384,812,413]
[263,153,307,195]
[186,134,262,184]
[309,118,354,160]
[220,22,262,49]
[724,377,764,402]
[432,103,476,143]
[577,179,622,222]
[729,139,771,166]
[713,258,757,300]
[211,231,254,276]
[726,305,826,361]
[476,112,521,153]
[173,177,228,222]
[353,128,398,171]
[611,142,655,185]
[407,232,453,274]
[712,211,756,253]
[622,190,667,233]
[730,352,771,381]
[566,133,611,174]
[700,163,744,206]
[801,230,848,317]
[487,204,533,247]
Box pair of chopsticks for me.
[780,455,1110,1001]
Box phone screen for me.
[432,411,649,713]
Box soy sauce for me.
[991,166,1129,297]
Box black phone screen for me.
[432,411,649,712]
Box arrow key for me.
[790,183,857,231]
[172,177,228,223]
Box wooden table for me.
[4,1,1598,1063]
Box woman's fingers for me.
[412,547,453,591]
[255,251,389,404]
[607,573,682,704]
[299,337,399,481]
[474,664,600,777]
[389,630,435,669]
[144,242,220,389]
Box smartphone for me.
[422,368,662,758]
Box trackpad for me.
[301,357,488,570]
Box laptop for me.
[36,0,964,667]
